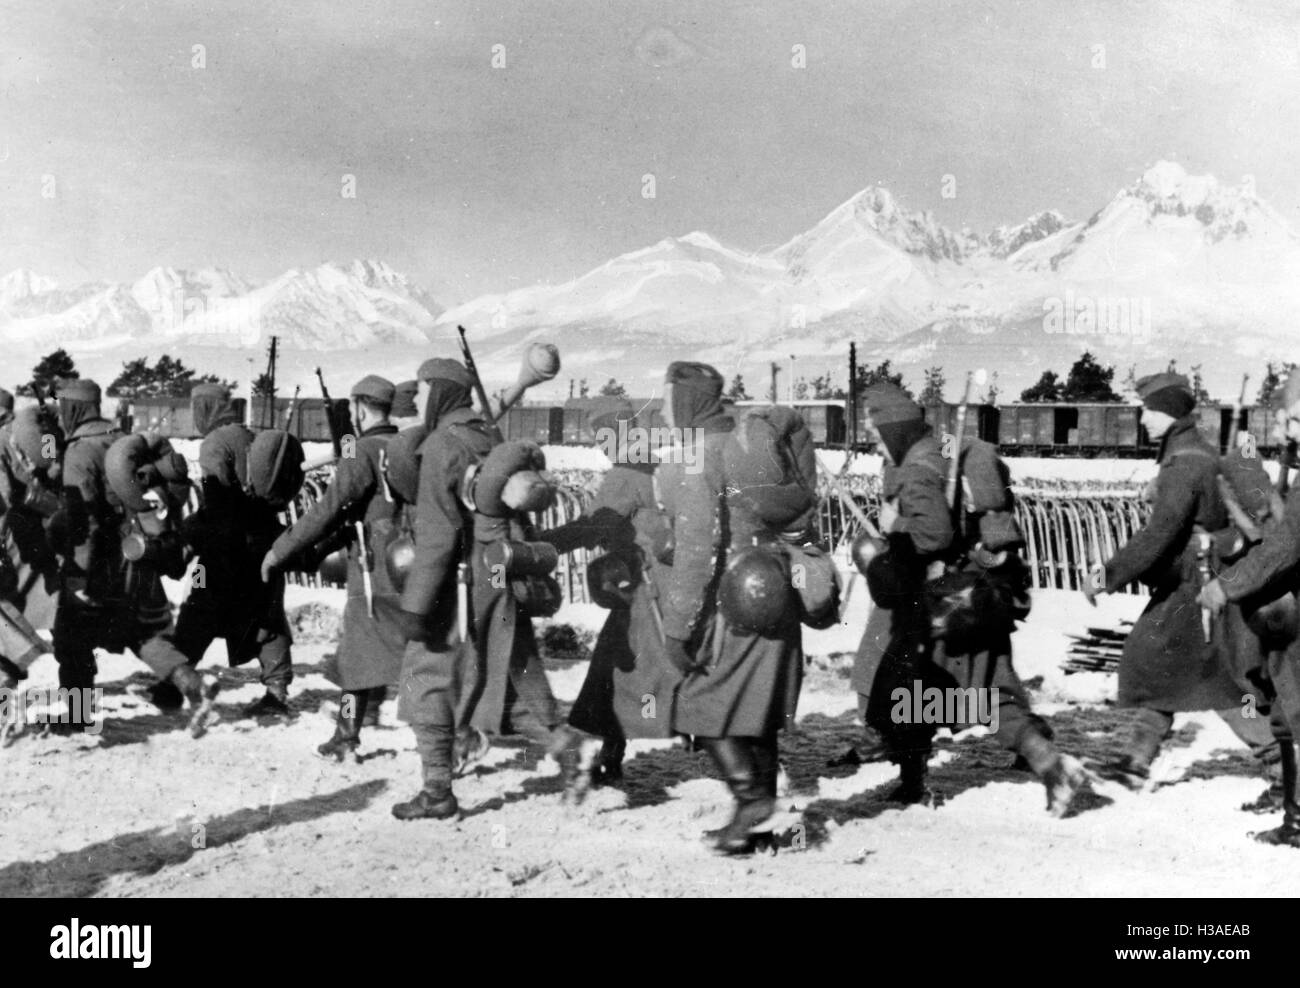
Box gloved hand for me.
[394,609,429,643]
[663,636,697,676]
[1198,578,1228,616]
[260,548,281,583]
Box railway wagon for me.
[499,405,564,445]
[921,402,1000,445]
[998,403,1151,456]
[561,397,669,445]
[250,397,351,442]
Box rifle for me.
[945,371,976,512]
[457,325,504,442]
[316,367,344,459]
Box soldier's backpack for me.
[723,405,818,532]
[953,436,1023,553]
[722,406,840,627]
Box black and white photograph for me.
[1,0,1298,932]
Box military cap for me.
[57,378,101,403]
[416,358,473,389]
[190,382,229,401]
[1136,372,1195,418]
[350,374,396,405]
[392,380,418,418]
[862,382,921,425]
[666,361,724,397]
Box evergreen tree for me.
[1020,370,1062,403]
[1061,351,1119,402]
[18,348,79,397]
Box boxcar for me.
[501,405,563,444]
[250,397,349,443]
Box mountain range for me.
[3,161,1297,398]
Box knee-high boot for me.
[698,737,775,855]
[317,690,367,761]
[1254,740,1300,847]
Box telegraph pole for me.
[769,362,781,403]
[848,342,858,451]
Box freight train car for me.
[499,405,565,445]
[998,403,1152,456]
[249,397,351,443]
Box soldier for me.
[390,358,580,821]
[0,388,13,430]
[391,380,420,429]
[261,375,405,760]
[49,380,217,733]
[539,399,678,784]
[1085,372,1275,789]
[854,383,1083,813]
[0,405,61,693]
[1199,370,1300,846]
[156,383,295,718]
[655,362,808,855]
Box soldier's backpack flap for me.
[383,424,429,505]
[958,438,1024,551]
[246,430,306,507]
[723,405,817,530]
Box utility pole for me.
[265,335,279,429]
[769,362,781,404]
[847,342,858,452]
[788,355,796,403]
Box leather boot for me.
[887,751,933,805]
[317,690,365,762]
[393,724,459,821]
[169,664,221,739]
[699,737,775,855]
[1254,740,1300,847]
[362,685,387,728]
[1017,727,1086,817]
[592,737,626,787]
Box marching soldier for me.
[1199,370,1300,846]
[391,358,581,821]
[540,399,678,785]
[0,405,61,692]
[261,375,405,760]
[391,380,420,429]
[855,383,1084,814]
[390,358,498,820]
[157,383,296,718]
[49,380,217,733]
[657,362,808,855]
[1085,372,1275,788]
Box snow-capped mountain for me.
[5,162,1299,397]
[434,161,1300,395]
[0,260,444,351]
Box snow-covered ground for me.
[1,583,1293,898]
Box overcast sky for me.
[2,0,1298,303]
